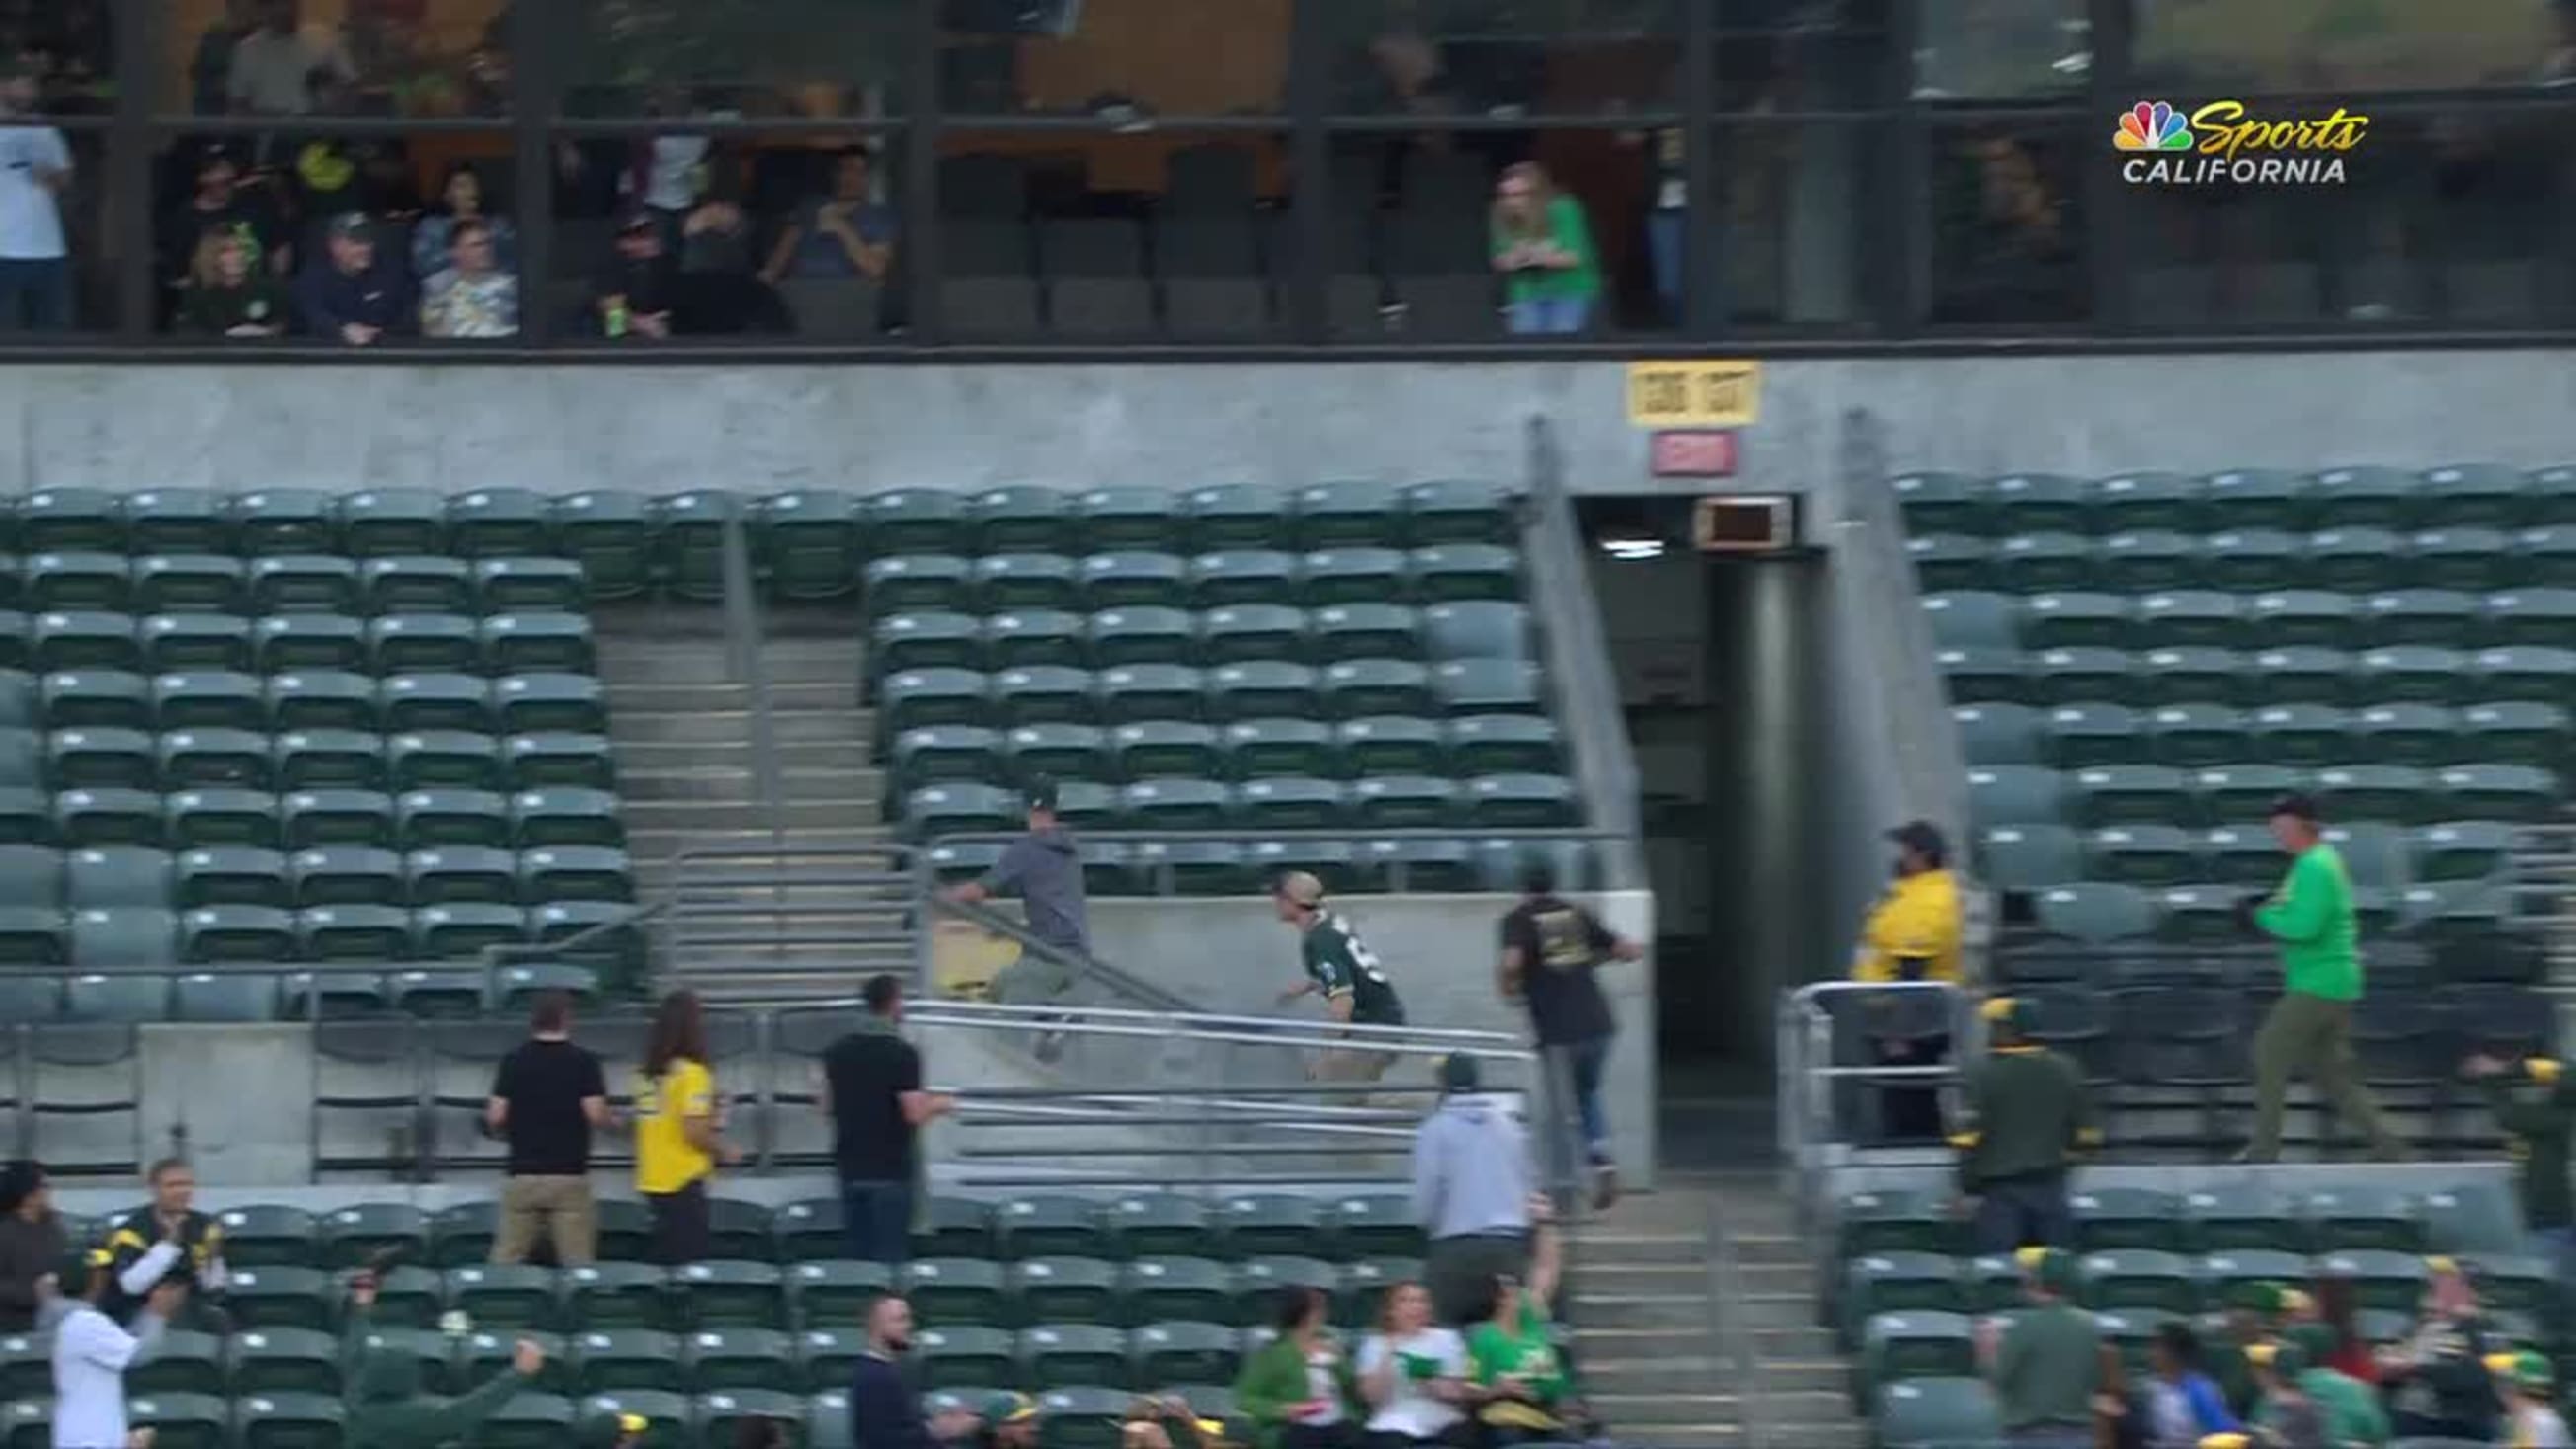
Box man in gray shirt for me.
[1413,1053,1534,1326]
[943,778,1088,1057]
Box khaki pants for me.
[2248,992,2402,1161]
[492,1174,598,1265]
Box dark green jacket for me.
[1957,1047,2096,1192]
[1232,1336,1361,1449]
[1993,1301,2102,1429]
[346,1311,532,1449]
[2482,1076,2576,1230]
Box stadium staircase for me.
[595,603,913,1003]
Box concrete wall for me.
[9,350,2575,497]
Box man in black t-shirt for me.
[823,975,954,1265]
[1497,862,1641,1208]
[485,990,611,1265]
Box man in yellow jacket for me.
[1854,821,1965,1140]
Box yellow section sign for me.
[1626,360,1762,429]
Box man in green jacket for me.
[2275,1326,2393,1446]
[1952,996,2099,1254]
[345,1271,546,1448]
[1978,1247,2102,1449]
[2466,1052,2576,1288]
[2243,794,2403,1163]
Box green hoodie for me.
[346,1316,533,1449]
[2481,1070,2576,1230]
[2256,844,2360,1001]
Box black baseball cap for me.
[2268,793,2322,823]
[1439,1052,1481,1092]
[1025,777,1059,813]
[1888,820,1947,865]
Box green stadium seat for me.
[363,557,475,615]
[1327,1194,1420,1261]
[1422,602,1531,664]
[474,558,588,614]
[755,492,864,603]
[2419,463,2530,526]
[2477,587,2576,651]
[1860,1311,1976,1396]
[1430,660,1542,716]
[1448,715,1561,775]
[977,610,1083,672]
[2075,1248,2197,1313]
[2199,1248,2314,1310]
[566,1262,665,1328]
[229,1326,345,1394]
[2192,766,2305,825]
[905,783,1021,840]
[1235,777,1346,830]
[26,552,132,613]
[160,727,272,791]
[652,492,750,604]
[548,492,657,600]
[2413,820,2515,884]
[2236,648,2349,706]
[334,489,449,558]
[426,1201,500,1268]
[2363,589,2480,649]
[1316,660,1429,720]
[2308,1248,2427,1311]
[1102,1195,1212,1261]
[2475,645,2576,708]
[918,1324,1017,1385]
[283,790,396,849]
[2091,469,2204,532]
[2250,589,2363,649]
[1953,705,2045,765]
[1078,553,1190,613]
[875,612,985,674]
[2456,702,2566,771]
[857,489,970,557]
[1311,604,1420,663]
[967,486,1076,554]
[368,615,480,675]
[225,1265,335,1330]
[2092,530,2196,593]
[907,1257,1008,1326]
[2294,1183,2418,1253]
[1010,1258,1121,1326]
[2034,648,2148,708]
[2177,1185,2294,1253]
[1197,605,1307,666]
[1219,1196,1324,1257]
[784,1258,891,1323]
[2046,704,2140,769]
[1976,824,2082,892]
[227,490,340,556]
[508,789,624,850]
[2189,531,2298,594]
[2071,765,2193,826]
[1348,775,1460,829]
[1293,480,1407,549]
[2070,1187,2183,1252]
[794,1326,867,1391]
[1921,592,2020,651]
[231,1390,346,1449]
[386,732,501,794]
[123,1391,229,1449]
[2087,825,2198,886]
[2348,704,2454,767]
[122,490,229,554]
[142,613,254,674]
[2130,591,2239,651]
[2404,526,2514,593]
[475,1389,576,1449]
[693,1389,804,1449]
[2160,882,2252,941]
[1132,1321,1239,1385]
[974,554,1083,614]
[43,670,150,730]
[154,670,267,732]
[1966,765,2067,830]
[1410,545,1518,604]
[410,904,526,960]
[883,670,993,735]
[2307,465,2422,528]
[1121,1258,1232,1327]
[1225,718,1341,779]
[1207,663,1316,721]
[406,846,519,905]
[1842,1252,1968,1334]
[2436,764,2560,822]
[2245,704,2350,767]
[445,489,554,559]
[0,730,34,790]
[990,667,1096,728]
[0,792,53,850]
[1464,773,1577,828]
[132,554,247,614]
[1097,668,1202,729]
[2023,592,2131,652]
[573,1329,680,1394]
[247,555,360,616]
[2193,827,2276,886]
[217,1205,323,1271]
[1074,488,1184,552]
[253,616,365,676]
[1936,648,2025,705]
[268,672,380,732]
[68,846,173,908]
[397,790,509,849]
[1892,471,1989,536]
[1088,607,1199,669]
[2312,764,2432,823]
[576,1391,689,1449]
[682,1326,802,1393]
[1020,1324,1132,1389]
[50,727,158,790]
[58,788,166,846]
[382,674,493,734]
[129,1330,227,1396]
[0,845,56,908]
[989,722,1097,784]
[2416,1181,2523,1255]
[178,847,291,910]
[2033,882,2158,942]
[2354,645,2477,704]
[1185,550,1298,610]
[1291,549,1402,609]
[2143,705,2244,768]
[1405,479,1514,546]
[866,556,975,618]
[1119,778,1231,831]
[446,1263,564,1330]
[917,1198,996,1259]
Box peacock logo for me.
[2114,101,2194,151]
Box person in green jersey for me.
[2242,794,2404,1163]
[1274,872,1407,1083]
[2465,1052,2576,1294]
[1489,162,1600,335]
[1463,1203,1586,1446]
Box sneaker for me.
[1590,1161,1620,1211]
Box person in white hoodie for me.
[1412,1053,1533,1327]
[52,1247,183,1449]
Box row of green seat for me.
[1929,587,2576,653]
[1944,643,2576,713]
[1969,762,2562,829]
[876,602,1530,674]
[1837,1182,2527,1259]
[0,610,595,675]
[0,788,620,851]
[1915,528,2576,595]
[0,896,627,971]
[1978,820,2516,893]
[0,557,590,618]
[3,671,605,736]
[1842,1248,2555,1328]
[882,661,1544,736]
[1,1384,1156,1449]
[184,1192,1419,1270]
[0,481,1513,563]
[1894,465,2573,536]
[5,1319,1268,1403]
[1958,700,2567,770]
[0,955,610,1021]
[895,715,1563,791]
[924,834,1595,897]
[2012,878,2509,946]
[0,836,624,907]
[864,547,1521,617]
[904,773,1579,839]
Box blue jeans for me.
[1565,1035,1613,1164]
[1647,210,1683,321]
[0,258,70,331]
[1506,295,1591,335]
[843,1178,913,1266]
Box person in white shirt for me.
[224,0,355,117]
[1355,1282,1469,1446]
[0,58,72,331]
[53,1248,184,1449]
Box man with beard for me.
[853,1296,977,1449]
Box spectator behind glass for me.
[592,209,677,339]
[761,147,895,284]
[178,227,289,337]
[0,55,73,332]
[421,218,516,338]
[226,0,356,116]
[1488,161,1599,336]
[675,156,790,334]
[162,145,289,306]
[294,211,410,345]
[0,1159,63,1333]
[412,163,516,281]
[190,0,260,114]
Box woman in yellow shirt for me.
[634,989,736,1264]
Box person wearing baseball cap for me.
[2242,793,2403,1163]
[1952,997,2097,1254]
[970,1393,1040,1449]
[943,777,1091,1059]
[1272,871,1407,1084]
[2461,1050,2576,1289]
[1414,1052,1534,1326]
[1853,821,1963,1142]
[1977,1246,2103,1449]
[293,208,411,345]
[51,1248,186,1449]
[2497,1349,2568,1448]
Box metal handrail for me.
[1774,978,1971,1188]
[1524,416,1647,890]
[924,893,1201,1014]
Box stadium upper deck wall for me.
[7,351,2574,501]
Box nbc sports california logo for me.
[2115,99,2368,185]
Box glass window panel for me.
[0,121,118,335]
[1323,0,1683,117]
[2135,0,2563,94]
[937,126,1289,340]
[5,1,116,112]
[155,129,516,340]
[1707,119,1873,328]
[939,0,1289,117]
[1713,0,1894,112]
[1913,0,2087,99]
[1920,114,2089,325]
[550,133,901,341]
[559,0,905,118]
[160,0,512,117]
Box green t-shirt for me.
[1303,912,1404,1024]
[2256,843,2361,1000]
[1491,195,1601,306]
[1467,1301,1566,1428]
[179,278,290,336]
[1993,1302,2101,1429]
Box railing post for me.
[718,511,789,951]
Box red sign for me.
[1650,430,1739,477]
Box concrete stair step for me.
[1745,1325,1838,1356]
[608,680,854,713]
[612,740,876,771]
[1731,1293,1826,1329]
[607,708,873,744]
[1587,1391,1742,1420]
[1564,1292,1711,1330]
[1626,1427,1742,1448]
[1561,1229,1701,1266]
[1577,1356,1733,1394]
[617,789,882,822]
[1741,1359,1847,1393]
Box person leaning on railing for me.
[1851,820,1964,1142]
